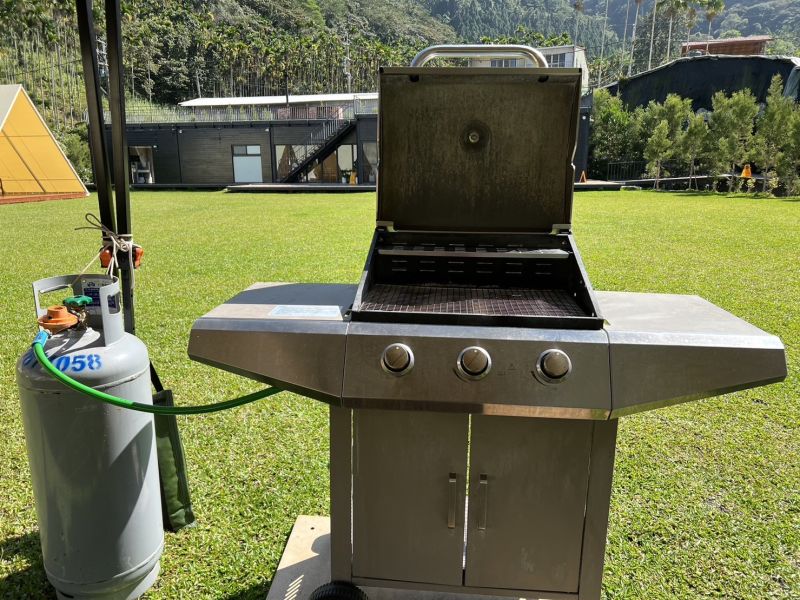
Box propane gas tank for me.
[16,274,163,600]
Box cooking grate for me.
[360,284,585,318]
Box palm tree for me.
[622,0,632,58]
[628,0,645,76]
[686,3,698,44]
[648,0,660,70]
[598,0,611,85]
[705,0,724,54]
[664,0,685,62]
[573,0,585,46]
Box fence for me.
[606,160,688,182]
[0,24,86,131]
[110,98,378,125]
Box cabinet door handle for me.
[477,474,489,530]
[448,473,457,529]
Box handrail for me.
[280,118,355,182]
[410,44,549,68]
[99,102,360,125]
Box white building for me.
[470,45,590,93]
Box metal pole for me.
[75,0,115,232]
[105,0,136,334]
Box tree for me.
[752,75,794,193]
[573,0,585,46]
[480,25,570,49]
[648,0,659,70]
[637,94,692,144]
[778,107,800,196]
[678,112,709,189]
[645,119,672,188]
[621,0,632,58]
[663,0,685,62]
[628,0,645,75]
[658,94,693,137]
[597,0,611,86]
[685,2,698,43]
[589,89,641,174]
[0,0,73,38]
[709,89,758,191]
[705,0,724,53]
[59,123,92,181]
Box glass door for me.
[232,145,263,183]
[129,146,155,184]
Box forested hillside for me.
[0,0,797,180]
[585,0,800,40]
[0,0,616,111]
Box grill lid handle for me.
[410,44,549,68]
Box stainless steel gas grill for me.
[188,46,787,600]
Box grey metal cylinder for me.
[16,275,163,599]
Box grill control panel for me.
[343,324,611,417]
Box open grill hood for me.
[352,66,599,329]
[377,67,582,233]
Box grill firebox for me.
[360,285,584,318]
[351,230,603,328]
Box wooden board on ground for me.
[266,516,528,600]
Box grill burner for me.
[360,284,584,318]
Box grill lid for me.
[377,67,582,233]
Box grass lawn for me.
[0,190,797,599]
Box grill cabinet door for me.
[465,415,592,593]
[352,409,468,586]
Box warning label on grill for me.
[269,305,342,320]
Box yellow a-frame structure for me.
[0,85,88,202]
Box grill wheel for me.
[309,581,369,600]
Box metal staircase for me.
[280,119,356,183]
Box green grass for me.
[0,190,797,599]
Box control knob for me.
[535,349,572,383]
[457,346,491,380]
[381,343,414,375]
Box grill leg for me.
[578,419,618,600]
[330,405,352,581]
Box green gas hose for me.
[32,330,281,415]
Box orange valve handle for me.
[99,244,144,269]
[37,305,79,333]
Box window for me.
[490,58,518,68]
[233,145,261,156]
[547,53,567,68]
